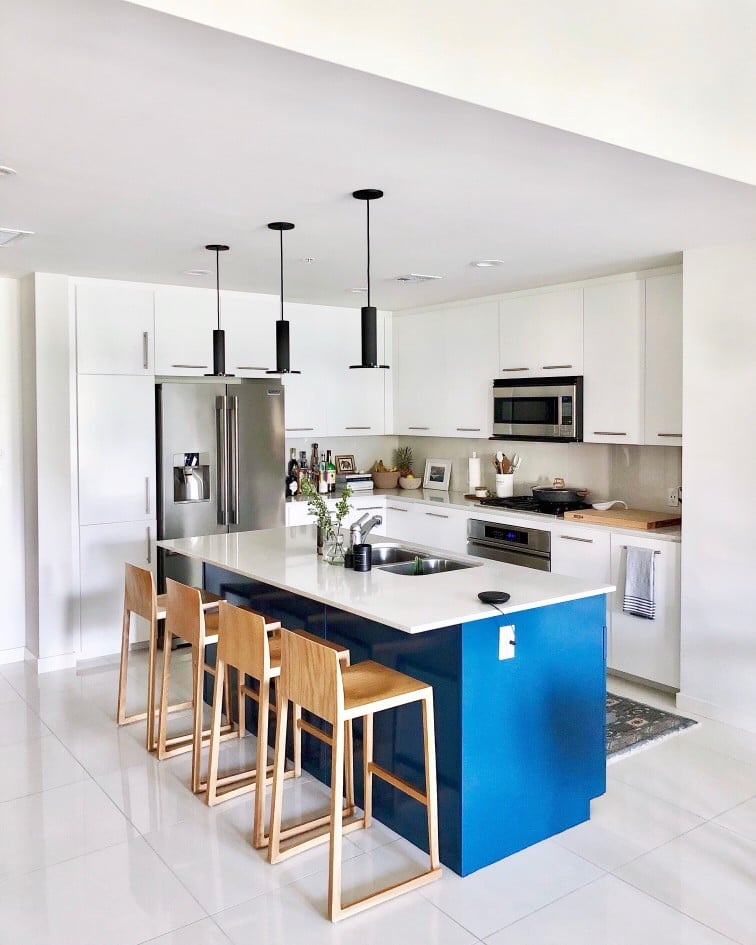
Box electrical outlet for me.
[499,625,516,660]
[666,486,679,508]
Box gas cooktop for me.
[477,495,592,518]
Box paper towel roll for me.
[468,452,481,490]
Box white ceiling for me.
[2,0,756,311]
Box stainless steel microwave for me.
[492,376,583,442]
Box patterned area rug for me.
[607,692,696,759]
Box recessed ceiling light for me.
[0,227,33,247]
[396,273,443,283]
[471,259,504,268]
[0,165,18,177]
[301,257,315,264]
[349,287,368,294]
[183,268,211,276]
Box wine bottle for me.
[326,449,336,494]
[318,452,328,494]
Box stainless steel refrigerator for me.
[156,377,285,590]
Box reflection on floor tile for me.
[139,917,233,945]
[1,734,89,803]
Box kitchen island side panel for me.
[460,595,607,875]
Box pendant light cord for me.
[366,199,371,307]
[279,229,284,321]
[215,247,221,330]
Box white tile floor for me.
[1,655,754,945]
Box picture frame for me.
[422,457,452,491]
[335,454,356,475]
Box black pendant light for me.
[266,222,300,374]
[351,189,389,369]
[205,243,232,376]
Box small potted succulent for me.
[394,446,421,490]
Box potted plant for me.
[300,478,352,562]
[394,445,421,489]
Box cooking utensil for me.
[591,500,628,511]
[531,478,588,506]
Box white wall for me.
[134,0,756,186]
[678,241,756,730]
[0,278,26,661]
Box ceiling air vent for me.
[395,273,442,283]
[0,227,34,247]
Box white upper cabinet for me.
[583,280,645,444]
[394,302,498,438]
[221,291,279,377]
[154,286,215,376]
[644,273,683,445]
[327,308,388,436]
[77,374,156,525]
[75,281,155,375]
[498,287,583,377]
[281,302,334,438]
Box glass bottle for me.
[326,449,336,494]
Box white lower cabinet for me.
[79,520,157,658]
[285,496,386,534]
[409,505,468,555]
[383,500,415,542]
[551,525,611,584]
[608,534,680,689]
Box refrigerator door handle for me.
[229,395,240,525]
[216,395,228,525]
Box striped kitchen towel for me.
[623,546,656,619]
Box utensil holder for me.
[495,473,514,498]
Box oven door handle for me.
[467,537,550,559]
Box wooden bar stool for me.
[156,578,240,789]
[117,562,221,751]
[205,602,353,851]
[268,630,441,922]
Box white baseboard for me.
[0,647,26,666]
[36,652,78,674]
[676,692,756,734]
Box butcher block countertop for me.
[563,507,682,529]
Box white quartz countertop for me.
[158,526,615,634]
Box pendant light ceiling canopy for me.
[205,243,232,377]
[351,188,389,370]
[267,221,300,375]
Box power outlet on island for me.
[666,486,680,508]
[499,625,516,660]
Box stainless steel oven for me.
[467,518,551,571]
[492,376,582,442]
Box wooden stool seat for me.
[268,631,441,922]
[205,605,353,851]
[117,562,221,752]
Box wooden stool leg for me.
[293,702,302,777]
[116,605,131,725]
[252,677,271,848]
[237,669,246,740]
[145,615,158,751]
[156,629,173,759]
[362,712,374,829]
[191,644,205,794]
[328,714,346,922]
[422,695,440,870]
[344,720,355,814]
[205,658,226,805]
[267,695,289,864]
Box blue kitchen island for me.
[159,526,612,876]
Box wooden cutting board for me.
[563,507,681,529]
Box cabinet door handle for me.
[501,367,529,372]
[620,545,661,554]
[456,427,481,432]
[425,512,449,519]
[541,364,572,370]
[146,526,152,564]
[592,431,627,436]
[285,427,314,432]
[236,365,270,371]
[145,476,150,515]
[356,506,382,511]
[346,426,372,430]
[408,426,429,430]
[142,332,149,370]
[657,433,682,438]
[387,505,409,511]
[172,363,209,369]
[558,534,593,543]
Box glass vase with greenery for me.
[300,478,352,560]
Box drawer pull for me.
[593,431,627,436]
[559,534,593,543]
[285,427,314,432]
[236,365,270,371]
[541,364,572,370]
[501,367,529,372]
[387,505,408,511]
[456,427,481,432]
[408,426,429,430]
[171,363,209,369]
[620,546,661,554]
[425,512,449,519]
[146,526,152,564]
[346,426,371,430]
[657,433,682,438]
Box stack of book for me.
[335,473,373,492]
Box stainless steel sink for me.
[377,556,478,576]
[369,544,421,566]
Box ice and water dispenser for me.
[173,452,210,503]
